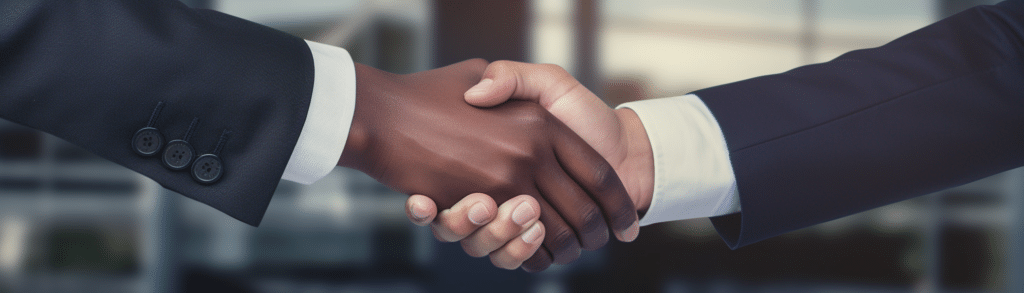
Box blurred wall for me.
[0,1,1018,293]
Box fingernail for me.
[468,203,490,225]
[511,201,536,226]
[622,221,640,242]
[411,203,429,220]
[466,78,494,96]
[521,223,543,244]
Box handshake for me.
[7,0,1018,279]
[340,59,655,272]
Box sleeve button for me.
[191,154,223,184]
[162,140,195,171]
[132,127,164,156]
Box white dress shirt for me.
[283,41,740,226]
[618,95,740,226]
[280,41,356,184]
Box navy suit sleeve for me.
[694,1,1024,249]
[0,0,316,226]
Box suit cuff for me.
[617,94,740,226]
[281,40,356,184]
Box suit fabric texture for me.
[0,0,315,226]
[697,1,1024,249]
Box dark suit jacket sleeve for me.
[693,1,1024,249]
[0,0,316,226]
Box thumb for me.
[465,62,521,107]
[406,194,439,226]
[464,61,608,116]
[465,61,620,159]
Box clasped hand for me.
[337,59,647,272]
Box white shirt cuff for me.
[617,94,740,226]
[281,40,357,184]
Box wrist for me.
[614,108,654,214]
[337,111,370,169]
[337,63,381,171]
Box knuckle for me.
[490,255,518,270]
[432,228,453,242]
[490,60,515,72]
[485,220,516,240]
[489,176,516,191]
[432,220,466,242]
[438,232,462,243]
[505,149,541,171]
[539,63,569,77]
[548,228,582,264]
[549,228,579,252]
[482,172,518,196]
[505,245,533,264]
[553,71,582,89]
[522,262,547,273]
[474,227,506,250]
[578,205,610,249]
[610,201,637,230]
[480,149,541,183]
[579,205,607,235]
[508,103,551,128]
[461,241,489,258]
[521,252,552,272]
[590,165,620,191]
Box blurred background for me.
[0,0,1015,292]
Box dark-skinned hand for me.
[337,59,639,267]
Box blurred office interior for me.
[0,0,1016,292]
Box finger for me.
[406,194,438,226]
[466,61,583,108]
[464,60,521,107]
[536,196,582,264]
[431,193,498,242]
[461,195,541,257]
[465,61,620,159]
[521,246,554,272]
[490,222,545,270]
[553,125,640,243]
[536,167,609,251]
